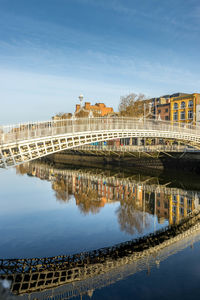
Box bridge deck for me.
[1,118,200,168]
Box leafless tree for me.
[118,93,151,118]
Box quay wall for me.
[44,151,200,173]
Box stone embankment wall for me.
[44,150,200,173]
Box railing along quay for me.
[74,144,198,153]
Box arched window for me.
[173,103,178,109]
[181,101,185,109]
[188,100,193,108]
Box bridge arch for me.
[1,118,200,168]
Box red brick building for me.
[156,103,170,121]
[75,102,114,117]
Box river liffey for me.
[1,162,200,299]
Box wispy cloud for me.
[0,0,200,124]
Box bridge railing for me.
[75,144,196,152]
[0,118,200,145]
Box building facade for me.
[156,102,170,121]
[75,102,114,117]
[170,93,200,125]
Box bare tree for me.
[75,110,101,118]
[53,112,72,119]
[75,189,102,215]
[116,196,151,235]
[118,93,151,118]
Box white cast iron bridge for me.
[1,117,200,168]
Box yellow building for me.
[170,93,200,125]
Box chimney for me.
[85,102,90,110]
[76,104,80,112]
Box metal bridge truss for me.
[1,118,200,168]
[68,144,199,160]
[18,227,200,300]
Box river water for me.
[1,161,200,299]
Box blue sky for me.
[0,0,200,123]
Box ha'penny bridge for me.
[1,209,200,299]
[1,117,200,168]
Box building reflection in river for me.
[16,163,200,231]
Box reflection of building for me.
[17,162,200,228]
[155,191,169,223]
[169,193,194,225]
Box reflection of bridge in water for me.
[1,210,200,299]
[0,162,199,298]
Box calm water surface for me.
[1,161,200,299]
[0,163,170,259]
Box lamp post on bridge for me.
[88,110,93,131]
[143,102,153,146]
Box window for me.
[188,100,193,108]
[173,195,177,202]
[180,196,184,204]
[180,111,185,120]
[188,110,193,119]
[173,112,178,121]
[158,109,161,113]
[164,202,168,209]
[165,108,168,112]
[165,116,169,120]
[174,103,178,109]
[181,101,185,108]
